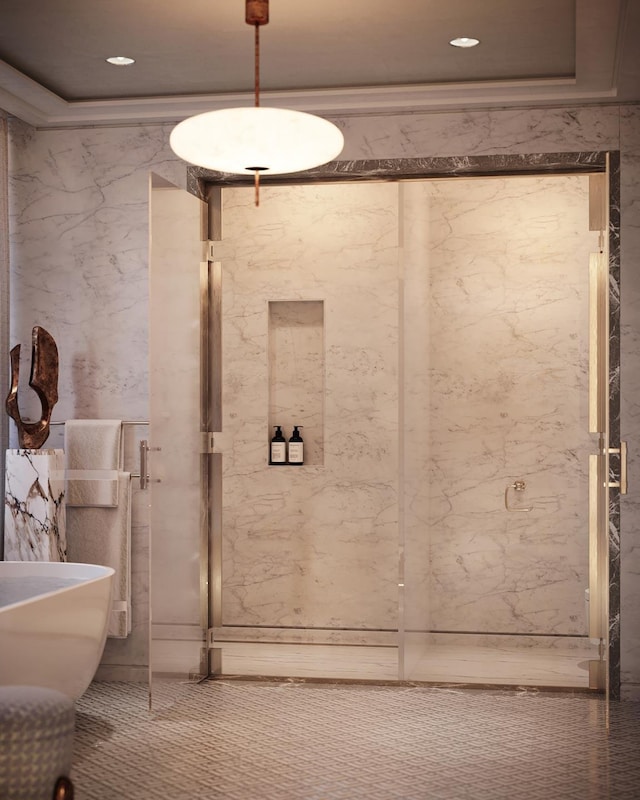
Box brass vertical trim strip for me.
[199,260,211,677]
[207,185,222,242]
[210,451,223,675]
[209,262,223,629]
[589,252,607,434]
[210,262,223,433]
[203,185,224,675]
[200,257,224,674]
[588,174,606,232]
[588,253,599,433]
[588,454,602,639]
[397,184,406,682]
[598,251,608,437]
[200,262,211,432]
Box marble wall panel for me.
[218,182,401,630]
[7,120,183,425]
[409,175,599,635]
[337,107,620,160]
[219,173,600,639]
[4,449,65,561]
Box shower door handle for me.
[504,480,533,512]
[607,441,628,494]
[139,440,162,490]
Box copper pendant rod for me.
[255,23,260,107]
[247,0,269,106]
[246,0,269,207]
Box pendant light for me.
[170,0,344,205]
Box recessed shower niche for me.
[268,300,324,466]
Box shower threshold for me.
[213,638,600,690]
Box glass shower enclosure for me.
[149,166,613,695]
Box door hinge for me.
[201,431,216,454]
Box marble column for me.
[4,449,66,561]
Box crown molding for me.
[0,60,619,129]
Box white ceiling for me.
[0,0,638,128]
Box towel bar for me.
[50,420,149,426]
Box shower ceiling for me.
[0,0,638,127]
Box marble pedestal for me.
[4,449,66,561]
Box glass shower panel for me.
[211,181,401,681]
[400,175,602,687]
[148,177,208,706]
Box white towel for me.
[64,420,123,507]
[66,471,132,638]
[65,469,119,507]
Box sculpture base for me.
[4,449,66,561]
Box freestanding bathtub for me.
[0,561,115,700]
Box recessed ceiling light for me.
[106,56,135,66]
[449,37,480,48]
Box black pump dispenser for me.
[270,425,286,465]
[288,425,304,465]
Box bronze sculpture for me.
[6,326,59,449]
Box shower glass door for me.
[205,167,614,690]
[209,181,402,680]
[400,174,607,688]
[148,176,208,706]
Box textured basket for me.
[0,685,75,799]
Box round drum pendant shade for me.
[169,106,344,175]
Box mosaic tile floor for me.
[73,680,640,800]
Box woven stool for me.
[0,686,75,800]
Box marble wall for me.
[6,121,186,680]
[218,182,400,630]
[4,448,66,561]
[219,175,598,640]
[402,176,598,636]
[6,103,640,694]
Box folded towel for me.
[66,471,132,638]
[64,420,123,507]
[65,469,119,507]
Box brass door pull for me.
[505,480,533,512]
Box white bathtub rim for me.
[0,561,115,612]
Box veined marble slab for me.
[219,176,599,641]
[4,449,66,561]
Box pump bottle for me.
[270,425,287,465]
[288,425,304,465]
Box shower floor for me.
[216,640,599,689]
